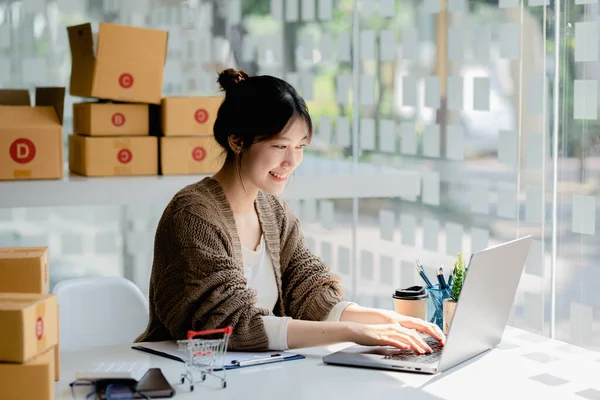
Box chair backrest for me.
[52,276,149,351]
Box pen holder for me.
[426,285,451,330]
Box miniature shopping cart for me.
[177,326,232,391]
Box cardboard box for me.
[54,307,60,381]
[0,347,55,400]
[0,293,58,363]
[161,96,223,136]
[160,136,224,175]
[0,87,64,180]
[69,134,158,177]
[73,102,149,136]
[0,247,49,294]
[67,22,168,104]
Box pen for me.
[415,260,434,288]
[436,266,448,289]
[232,354,284,367]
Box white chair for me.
[52,276,150,351]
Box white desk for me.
[56,327,600,400]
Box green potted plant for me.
[443,252,466,334]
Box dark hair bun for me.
[217,68,249,92]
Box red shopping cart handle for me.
[187,326,233,340]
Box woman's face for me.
[240,119,309,196]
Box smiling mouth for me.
[269,171,290,179]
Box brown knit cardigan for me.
[135,177,345,350]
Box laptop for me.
[323,235,533,374]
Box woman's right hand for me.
[348,322,434,354]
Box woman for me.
[136,69,445,353]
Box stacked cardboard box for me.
[159,97,225,175]
[0,87,65,181]
[0,247,59,400]
[66,22,167,177]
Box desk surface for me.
[56,327,600,400]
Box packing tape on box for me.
[13,170,32,178]
[35,300,47,353]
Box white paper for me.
[447,76,463,111]
[574,80,598,120]
[336,73,351,105]
[448,27,464,60]
[400,214,416,246]
[380,256,394,285]
[135,341,301,369]
[318,0,334,20]
[446,125,465,160]
[575,21,598,62]
[498,130,517,166]
[526,132,545,169]
[425,76,440,108]
[473,26,491,62]
[360,30,376,60]
[320,200,334,230]
[500,0,520,7]
[302,0,316,20]
[400,122,417,155]
[379,30,396,62]
[527,77,545,115]
[285,0,299,21]
[360,118,376,150]
[525,186,543,224]
[572,195,596,235]
[423,125,441,158]
[338,246,351,275]
[319,116,333,144]
[422,172,440,206]
[446,223,464,256]
[473,77,490,111]
[471,228,489,253]
[500,23,520,60]
[271,0,284,19]
[448,0,468,12]
[320,33,333,62]
[497,184,517,219]
[360,74,376,106]
[525,239,543,276]
[423,218,440,252]
[471,180,490,215]
[380,209,395,242]
[360,251,374,280]
[336,116,351,146]
[379,0,396,17]
[402,76,418,107]
[379,119,396,153]
[337,32,351,62]
[300,71,314,101]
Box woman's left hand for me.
[386,312,446,345]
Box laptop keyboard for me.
[383,337,443,363]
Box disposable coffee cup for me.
[393,285,428,320]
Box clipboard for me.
[132,341,305,370]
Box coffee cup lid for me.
[393,285,428,300]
